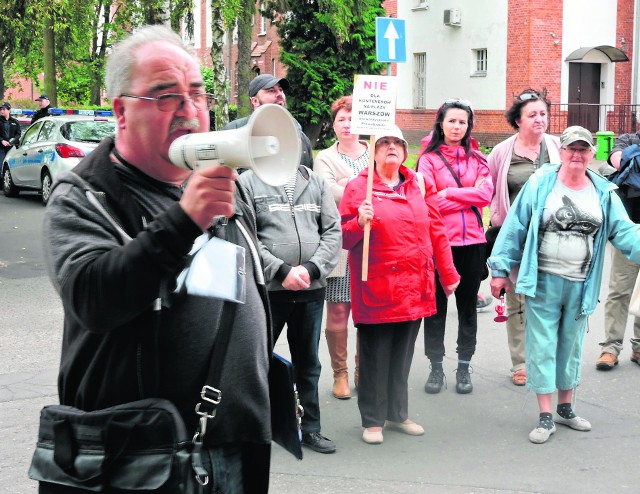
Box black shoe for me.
[424,367,446,394]
[302,432,336,454]
[455,367,473,394]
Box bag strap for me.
[538,138,547,168]
[190,219,239,486]
[435,150,484,227]
[416,171,426,197]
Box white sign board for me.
[350,75,397,135]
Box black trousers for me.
[357,320,421,428]
[423,243,485,362]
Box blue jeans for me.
[205,443,271,493]
[270,298,324,433]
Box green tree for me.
[0,1,28,98]
[264,0,385,146]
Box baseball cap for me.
[35,94,50,101]
[249,75,289,97]
[374,125,409,162]
[560,126,595,148]
[0,102,11,110]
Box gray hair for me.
[105,25,191,100]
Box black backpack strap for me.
[435,150,484,228]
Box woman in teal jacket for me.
[488,126,640,444]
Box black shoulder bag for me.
[29,300,236,493]
[29,222,239,493]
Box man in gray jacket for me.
[240,164,341,453]
[224,74,314,170]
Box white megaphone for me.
[169,104,301,186]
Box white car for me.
[2,115,115,205]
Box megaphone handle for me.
[361,136,376,282]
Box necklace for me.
[337,141,366,160]
[381,175,401,188]
[516,137,541,157]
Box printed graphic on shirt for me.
[538,182,602,281]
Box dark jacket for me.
[609,133,640,222]
[42,137,273,442]
[30,105,50,124]
[0,116,21,151]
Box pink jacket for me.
[340,165,460,325]
[418,145,493,246]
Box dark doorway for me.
[568,63,601,131]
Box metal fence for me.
[548,103,639,135]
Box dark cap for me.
[0,102,11,110]
[249,75,289,97]
[35,94,49,101]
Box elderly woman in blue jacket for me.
[489,126,640,444]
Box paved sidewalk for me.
[1,241,638,494]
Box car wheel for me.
[2,165,19,197]
[41,170,53,205]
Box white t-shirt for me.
[538,179,602,281]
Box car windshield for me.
[60,121,115,143]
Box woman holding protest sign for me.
[340,124,459,445]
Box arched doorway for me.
[566,46,629,132]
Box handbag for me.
[269,353,304,460]
[28,399,201,493]
[29,223,241,492]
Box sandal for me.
[512,369,526,386]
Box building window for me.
[414,53,426,109]
[472,49,487,76]
[259,14,267,35]
[412,0,429,11]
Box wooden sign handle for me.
[361,135,376,281]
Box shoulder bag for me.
[29,219,302,492]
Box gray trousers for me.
[506,279,526,372]
[601,246,640,356]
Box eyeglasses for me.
[377,137,405,147]
[561,146,592,155]
[444,98,472,109]
[120,92,216,112]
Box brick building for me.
[6,0,636,148]
[394,0,637,146]
[184,0,637,147]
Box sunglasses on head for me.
[517,88,547,102]
[444,98,472,109]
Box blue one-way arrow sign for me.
[375,17,406,63]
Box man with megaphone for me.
[39,26,273,493]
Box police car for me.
[2,109,115,205]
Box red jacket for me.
[340,165,460,325]
[418,145,492,246]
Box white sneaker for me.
[528,424,556,444]
[555,415,592,431]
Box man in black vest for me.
[0,102,21,164]
[31,94,51,124]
